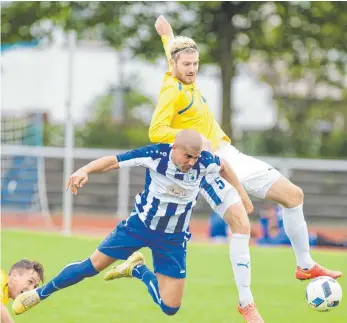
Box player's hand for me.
[66,169,88,195]
[155,15,174,38]
[241,193,254,215]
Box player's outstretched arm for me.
[155,15,174,38]
[81,156,119,174]
[1,303,15,323]
[155,15,174,69]
[151,16,180,143]
[219,159,254,215]
[66,156,119,195]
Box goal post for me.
[1,143,131,234]
[1,113,52,226]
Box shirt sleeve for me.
[162,35,173,72]
[0,270,8,305]
[205,154,222,176]
[116,145,161,168]
[149,85,182,144]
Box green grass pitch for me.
[2,230,346,323]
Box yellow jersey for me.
[149,35,230,150]
[1,269,9,305]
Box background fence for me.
[2,144,347,235]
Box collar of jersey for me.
[166,72,195,90]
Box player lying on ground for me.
[150,16,343,284]
[1,259,44,323]
[13,129,264,322]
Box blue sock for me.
[132,264,180,316]
[37,258,98,300]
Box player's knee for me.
[294,186,304,205]
[160,301,180,316]
[224,203,250,235]
[241,221,251,235]
[228,215,250,235]
[233,220,250,235]
[284,185,304,208]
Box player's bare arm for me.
[219,158,254,215]
[66,156,119,195]
[155,15,174,38]
[2,302,15,323]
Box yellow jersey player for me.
[149,15,342,323]
[1,259,44,323]
[1,270,9,306]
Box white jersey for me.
[116,144,225,233]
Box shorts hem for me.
[154,269,186,279]
[97,247,132,261]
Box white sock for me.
[229,233,254,307]
[283,204,315,269]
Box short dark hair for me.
[9,259,45,283]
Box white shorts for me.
[216,143,282,199]
[200,143,281,217]
[200,175,241,218]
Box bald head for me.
[174,129,202,151]
[171,130,202,172]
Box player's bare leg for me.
[266,176,342,280]
[105,252,184,315]
[265,176,303,209]
[13,250,116,315]
[223,202,264,323]
[157,273,185,308]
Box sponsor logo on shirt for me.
[167,185,187,197]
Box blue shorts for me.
[98,214,191,279]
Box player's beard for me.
[175,68,196,84]
[185,74,196,84]
[180,164,192,172]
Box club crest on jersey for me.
[167,185,187,197]
[187,169,198,181]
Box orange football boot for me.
[238,303,265,323]
[296,263,343,280]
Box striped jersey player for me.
[118,143,228,234]
[13,129,240,317]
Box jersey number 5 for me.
[214,177,225,189]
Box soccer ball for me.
[306,276,343,311]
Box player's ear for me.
[9,270,18,279]
[170,58,176,69]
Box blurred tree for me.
[246,2,347,156]
[2,1,346,151]
[75,86,154,148]
[43,86,154,148]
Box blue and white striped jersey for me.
[116,144,226,233]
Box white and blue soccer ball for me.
[306,276,343,311]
